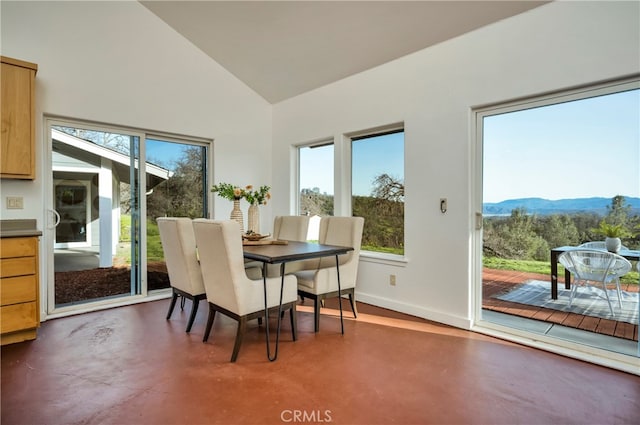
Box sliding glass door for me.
[47,119,210,313]
[145,138,209,293]
[476,80,640,362]
[49,122,143,309]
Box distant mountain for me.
[483,197,640,216]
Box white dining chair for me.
[192,219,298,362]
[157,217,206,333]
[273,215,310,242]
[261,215,312,278]
[293,216,364,332]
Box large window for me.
[296,128,405,254]
[299,142,334,217]
[477,79,639,364]
[351,129,405,255]
[298,142,334,241]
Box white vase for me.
[247,203,260,234]
[605,237,621,253]
[230,199,244,233]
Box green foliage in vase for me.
[211,182,245,200]
[592,220,632,238]
[243,185,271,205]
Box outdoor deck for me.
[483,268,639,342]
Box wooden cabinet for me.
[1,56,38,179]
[1,237,40,345]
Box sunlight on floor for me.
[298,305,511,344]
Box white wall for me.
[272,1,640,328]
[0,1,273,316]
[1,0,275,220]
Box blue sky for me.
[483,89,640,203]
[352,133,404,196]
[146,139,185,170]
[299,132,405,196]
[299,144,334,195]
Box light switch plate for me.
[440,198,447,213]
[6,196,24,209]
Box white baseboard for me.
[354,291,472,330]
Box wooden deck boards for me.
[482,268,638,341]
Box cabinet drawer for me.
[0,257,36,278]
[1,237,37,258]
[1,275,37,305]
[0,302,37,334]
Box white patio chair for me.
[558,249,632,316]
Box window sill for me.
[360,251,408,267]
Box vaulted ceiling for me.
[141,1,549,103]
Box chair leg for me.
[614,278,623,308]
[166,291,178,320]
[568,281,580,308]
[185,298,200,333]
[290,305,297,341]
[231,317,247,362]
[600,281,615,316]
[348,291,358,318]
[180,296,186,310]
[314,297,321,333]
[203,304,216,342]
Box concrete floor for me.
[2,299,639,424]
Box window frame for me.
[346,122,406,260]
[296,139,335,218]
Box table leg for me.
[551,251,558,300]
[262,262,286,362]
[335,255,344,335]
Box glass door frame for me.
[470,78,640,374]
[45,117,148,316]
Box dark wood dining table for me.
[549,246,640,299]
[243,240,353,361]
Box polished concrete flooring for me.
[2,298,640,425]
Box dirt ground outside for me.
[54,261,170,305]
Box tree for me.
[484,208,549,260]
[351,173,405,253]
[371,173,404,202]
[536,214,580,249]
[300,188,333,216]
[135,145,208,220]
[55,126,131,154]
[605,195,631,226]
